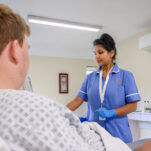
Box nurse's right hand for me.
[79,117,87,122]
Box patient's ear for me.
[9,40,20,64]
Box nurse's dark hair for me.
[93,33,117,60]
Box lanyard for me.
[99,67,113,107]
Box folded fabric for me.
[84,122,132,151]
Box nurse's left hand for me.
[95,108,116,119]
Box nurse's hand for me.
[79,117,87,122]
[95,108,116,119]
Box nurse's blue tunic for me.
[77,64,141,143]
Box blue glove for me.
[95,108,116,119]
[79,117,87,122]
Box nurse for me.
[67,33,141,143]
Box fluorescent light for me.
[29,19,100,32]
[28,15,102,32]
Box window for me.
[86,66,98,75]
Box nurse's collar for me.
[112,69,120,73]
[111,64,120,73]
[96,64,120,74]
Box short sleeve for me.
[124,71,141,103]
[77,76,88,102]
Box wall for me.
[29,56,97,116]
[117,27,151,139]
[117,27,151,105]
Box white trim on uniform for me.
[112,69,120,73]
[125,93,139,97]
[79,90,87,94]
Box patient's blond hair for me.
[0,4,30,54]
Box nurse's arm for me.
[66,97,84,111]
[115,101,137,116]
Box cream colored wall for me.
[29,56,97,116]
[140,128,151,139]
[117,27,151,139]
[117,27,151,103]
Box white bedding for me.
[84,122,132,151]
[0,137,10,151]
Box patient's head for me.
[0,4,30,54]
[0,4,31,89]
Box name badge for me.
[99,116,106,121]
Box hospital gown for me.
[0,90,105,151]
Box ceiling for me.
[1,0,151,59]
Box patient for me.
[135,140,151,151]
[0,4,145,151]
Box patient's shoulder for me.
[0,89,65,113]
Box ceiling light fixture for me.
[28,15,102,32]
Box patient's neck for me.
[0,71,20,90]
